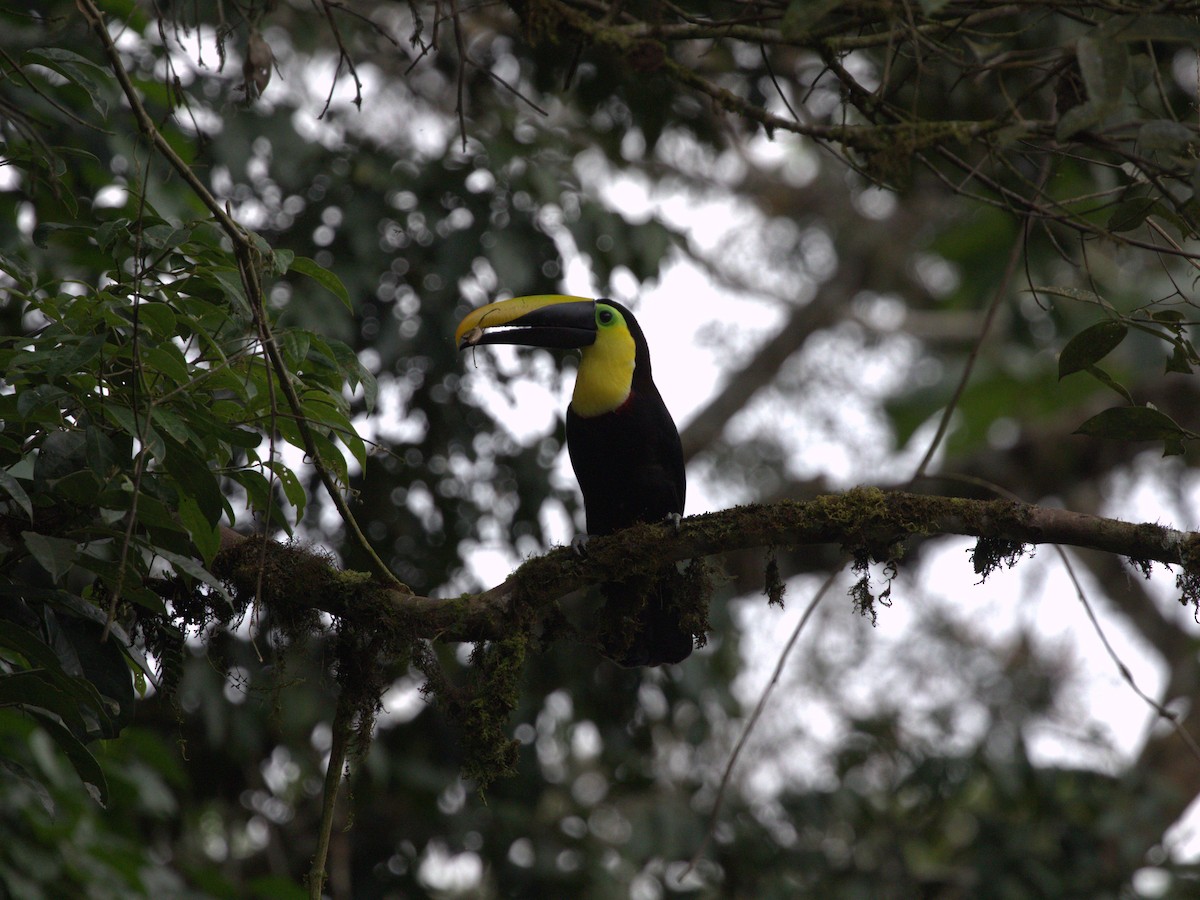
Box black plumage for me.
[456,295,697,666]
[565,302,692,666]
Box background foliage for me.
[5,0,1200,896]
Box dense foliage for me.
[5,1,1200,896]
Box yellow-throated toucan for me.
[455,295,694,666]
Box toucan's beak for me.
[455,295,597,351]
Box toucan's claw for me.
[572,534,591,558]
[665,512,682,533]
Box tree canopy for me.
[5,0,1200,896]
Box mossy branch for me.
[203,488,1199,792]
[212,489,1199,646]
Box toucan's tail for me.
[597,571,694,667]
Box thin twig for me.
[450,0,468,152]
[683,565,843,878]
[316,0,364,116]
[308,689,353,900]
[912,215,1027,479]
[1056,545,1200,764]
[104,145,153,640]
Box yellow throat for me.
[572,307,637,418]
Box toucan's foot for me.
[572,534,592,557]
[665,512,682,533]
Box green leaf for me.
[1083,365,1134,403]
[304,334,346,378]
[1167,343,1194,375]
[133,490,188,533]
[0,250,34,286]
[1058,321,1128,378]
[308,429,349,486]
[227,427,264,449]
[0,470,33,520]
[22,48,110,117]
[204,266,252,317]
[0,607,113,739]
[266,461,307,521]
[41,333,106,378]
[96,218,131,253]
[0,758,55,816]
[136,302,177,337]
[280,329,312,367]
[271,248,295,275]
[38,590,148,690]
[18,384,69,421]
[73,549,167,615]
[357,364,379,413]
[290,256,351,309]
[1107,197,1159,233]
[1056,103,1101,141]
[228,468,273,514]
[780,0,841,39]
[150,406,196,446]
[324,338,376,411]
[138,224,190,252]
[1099,14,1200,44]
[1029,285,1107,308]
[35,430,87,482]
[24,708,108,806]
[1137,120,1195,157]
[1151,309,1186,323]
[162,442,228,525]
[102,403,141,440]
[0,671,89,735]
[55,615,135,737]
[0,619,69,671]
[301,392,355,436]
[344,430,368,471]
[1076,35,1129,112]
[32,221,89,249]
[143,343,191,386]
[178,495,220,565]
[22,532,79,582]
[50,469,103,505]
[1075,406,1190,442]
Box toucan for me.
[455,295,695,666]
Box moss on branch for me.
[200,489,1193,650]
[179,489,1197,787]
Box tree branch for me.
[215,490,1198,646]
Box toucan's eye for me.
[598,308,615,325]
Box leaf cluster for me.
[0,17,379,804]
